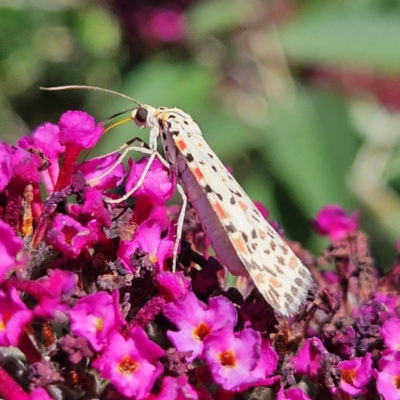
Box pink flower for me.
[11,147,43,184]
[0,219,24,284]
[0,286,34,346]
[80,187,111,228]
[311,205,359,241]
[0,142,12,192]
[237,337,279,390]
[373,350,400,399]
[277,386,312,400]
[155,271,191,302]
[58,111,103,149]
[148,376,199,400]
[118,218,174,273]
[163,293,237,361]
[147,9,186,42]
[21,269,77,319]
[92,328,164,399]
[75,153,126,191]
[291,337,330,382]
[125,157,175,206]
[70,291,125,351]
[381,318,400,351]
[338,353,372,396]
[202,327,262,391]
[46,214,98,258]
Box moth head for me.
[131,107,149,129]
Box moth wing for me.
[170,127,312,316]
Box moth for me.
[43,86,313,316]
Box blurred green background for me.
[2,0,400,269]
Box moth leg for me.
[87,138,153,185]
[104,149,159,204]
[172,184,187,272]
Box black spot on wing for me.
[162,132,167,140]
[241,232,248,243]
[171,131,180,136]
[295,277,304,287]
[284,292,294,304]
[199,160,205,165]
[291,286,299,296]
[208,153,214,159]
[186,153,194,163]
[230,196,235,205]
[251,229,257,239]
[225,222,236,233]
[204,185,212,193]
[212,165,217,172]
[230,189,243,198]
[216,193,223,201]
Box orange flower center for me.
[218,350,236,368]
[117,355,139,376]
[341,368,356,384]
[193,322,211,341]
[393,375,400,389]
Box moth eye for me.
[135,107,148,123]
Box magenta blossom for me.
[337,352,372,396]
[9,269,77,319]
[80,187,111,228]
[0,142,12,192]
[155,271,191,302]
[277,386,312,400]
[149,376,200,400]
[18,122,65,193]
[76,152,126,191]
[147,9,186,42]
[381,318,400,351]
[0,286,34,346]
[373,350,400,399]
[311,205,359,241]
[58,111,103,149]
[92,328,164,399]
[118,218,174,273]
[291,337,330,382]
[237,337,279,391]
[125,157,175,206]
[46,214,98,258]
[11,147,43,184]
[163,292,237,361]
[0,219,24,284]
[70,290,125,352]
[202,327,262,391]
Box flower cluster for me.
[0,110,399,399]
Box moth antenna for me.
[40,85,142,107]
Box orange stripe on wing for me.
[234,237,247,254]
[176,139,187,151]
[214,201,227,219]
[269,277,282,288]
[238,201,248,211]
[193,167,204,180]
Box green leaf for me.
[260,87,360,216]
[278,9,400,72]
